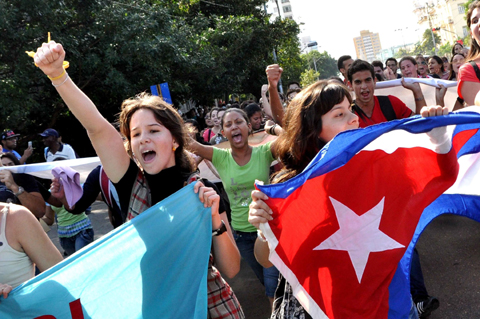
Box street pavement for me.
[47,202,480,318]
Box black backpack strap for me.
[351,101,368,121]
[469,61,480,81]
[376,96,397,121]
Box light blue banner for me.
[0,184,212,319]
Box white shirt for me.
[45,143,77,162]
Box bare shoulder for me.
[4,204,38,230]
[6,204,35,218]
[2,204,37,251]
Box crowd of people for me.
[2,1,480,318]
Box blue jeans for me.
[234,230,279,298]
[59,228,94,256]
[410,248,429,303]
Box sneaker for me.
[416,296,440,318]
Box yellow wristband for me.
[47,69,66,81]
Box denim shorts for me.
[59,228,94,257]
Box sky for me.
[292,0,424,59]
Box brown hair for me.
[399,56,417,68]
[428,55,445,73]
[0,152,20,166]
[272,80,352,183]
[449,53,466,80]
[118,93,193,174]
[467,1,480,61]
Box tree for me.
[394,48,412,59]
[301,50,338,80]
[438,42,453,56]
[419,29,441,55]
[0,0,302,157]
[300,69,320,88]
[463,0,474,47]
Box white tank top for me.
[0,205,34,288]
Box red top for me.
[457,62,480,100]
[202,129,215,143]
[356,95,413,128]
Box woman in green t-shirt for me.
[188,108,281,305]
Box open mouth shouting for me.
[142,149,156,163]
[360,90,370,100]
[231,132,243,144]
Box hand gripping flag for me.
[257,107,480,319]
[0,183,212,319]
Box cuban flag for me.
[257,107,480,319]
[0,183,212,319]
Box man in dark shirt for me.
[0,153,45,218]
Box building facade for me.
[353,30,383,62]
[266,0,295,20]
[414,0,468,48]
[265,0,318,53]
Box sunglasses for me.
[419,61,427,65]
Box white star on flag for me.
[314,197,405,283]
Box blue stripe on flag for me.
[258,111,480,199]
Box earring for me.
[172,146,177,151]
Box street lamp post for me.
[424,2,438,55]
[313,56,322,80]
[395,28,407,51]
[301,41,320,80]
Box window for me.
[283,5,291,13]
[458,4,465,14]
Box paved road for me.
[47,202,480,318]
[416,214,480,318]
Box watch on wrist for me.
[14,186,25,197]
[212,220,227,237]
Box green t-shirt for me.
[212,142,275,232]
[52,205,91,238]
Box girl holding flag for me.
[248,79,448,319]
[33,41,244,318]
[458,0,480,106]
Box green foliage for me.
[300,68,319,88]
[421,29,441,54]
[464,0,474,46]
[464,0,474,19]
[393,29,442,58]
[274,19,303,92]
[301,50,338,79]
[0,0,302,155]
[438,42,453,56]
[394,48,410,59]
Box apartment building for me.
[353,30,383,62]
[414,0,468,46]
